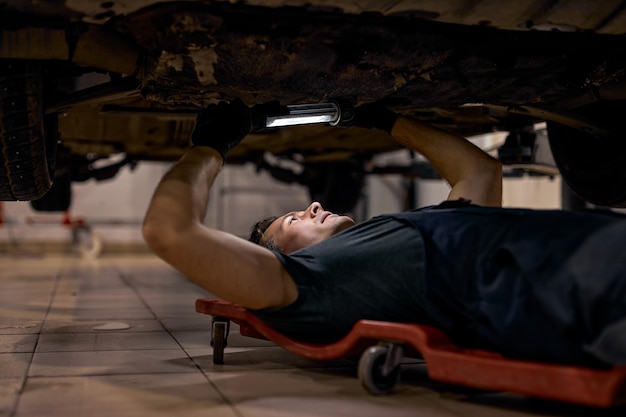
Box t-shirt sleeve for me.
[247,250,338,342]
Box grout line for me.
[9,269,64,417]
[115,266,246,417]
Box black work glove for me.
[340,102,398,134]
[192,99,252,161]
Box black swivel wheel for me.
[358,344,403,395]
[211,318,230,365]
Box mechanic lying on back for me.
[143,100,626,367]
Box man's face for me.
[263,202,355,253]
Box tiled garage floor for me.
[0,253,623,417]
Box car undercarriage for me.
[2,0,626,211]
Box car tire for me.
[0,59,56,201]
[29,165,71,211]
[30,146,72,212]
[547,121,626,207]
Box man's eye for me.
[289,217,296,224]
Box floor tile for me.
[29,349,197,377]
[55,274,127,290]
[41,319,164,334]
[0,289,55,321]
[48,296,148,312]
[45,306,155,321]
[0,281,55,294]
[0,378,21,417]
[16,374,237,417]
[160,315,214,332]
[0,353,32,378]
[187,347,354,372]
[137,292,210,315]
[0,335,38,353]
[36,331,180,353]
[0,319,42,335]
[140,304,199,317]
[0,256,64,277]
[210,367,455,417]
[51,287,140,305]
[173,329,275,350]
[0,305,50,322]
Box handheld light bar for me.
[265,102,344,128]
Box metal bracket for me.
[380,343,404,378]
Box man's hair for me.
[248,216,281,251]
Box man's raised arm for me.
[391,116,502,207]
[142,101,297,310]
[347,104,502,207]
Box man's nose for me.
[306,202,323,217]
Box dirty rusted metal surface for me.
[110,2,626,117]
[4,0,626,164]
[7,1,626,35]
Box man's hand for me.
[192,99,252,161]
[192,99,289,162]
[340,102,398,134]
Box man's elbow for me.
[142,221,158,249]
[464,157,503,207]
[142,220,179,258]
